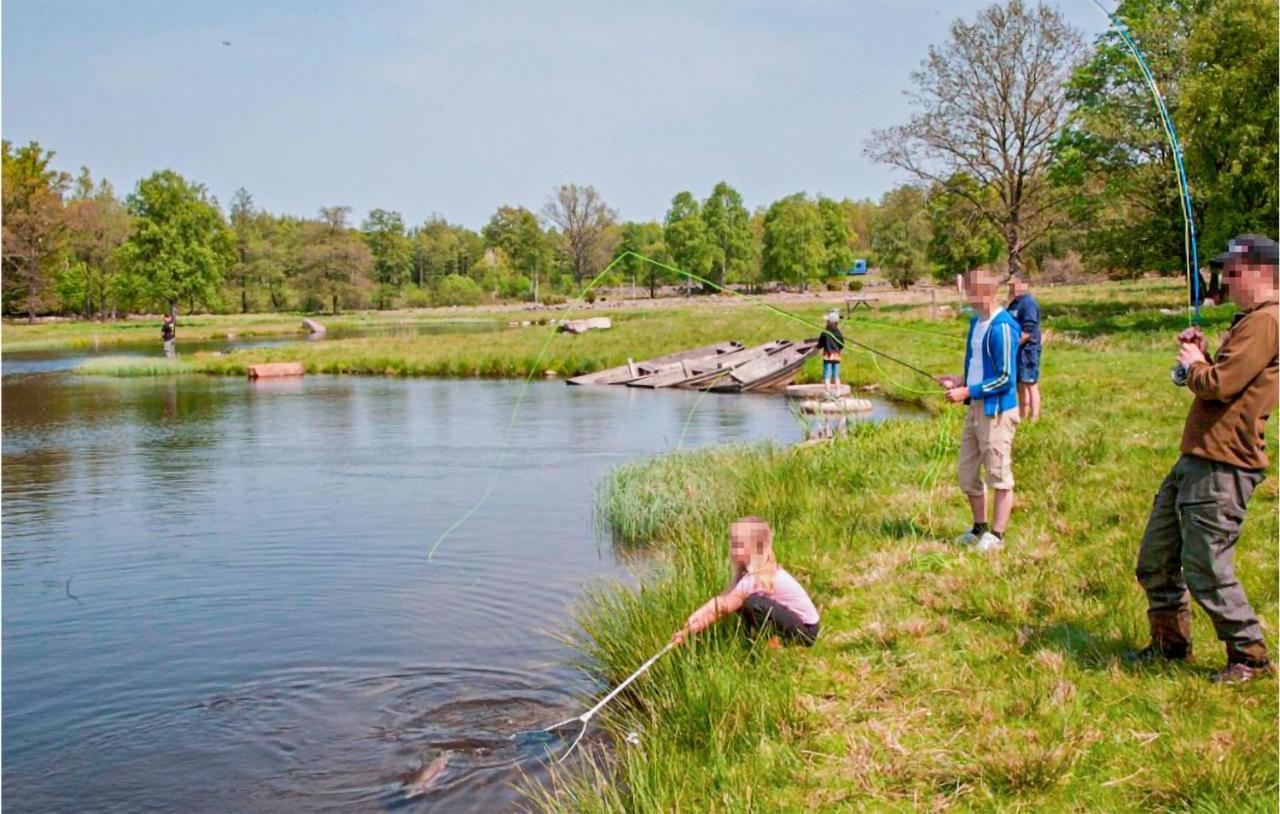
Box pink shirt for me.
[731,567,820,626]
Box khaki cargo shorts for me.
[958,401,1019,495]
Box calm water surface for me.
[2,349,910,812]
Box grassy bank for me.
[0,310,502,352]
[530,286,1277,812]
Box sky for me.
[2,1,1109,230]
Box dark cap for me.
[1209,234,1278,267]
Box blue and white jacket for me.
[963,309,1020,416]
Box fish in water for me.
[402,751,450,799]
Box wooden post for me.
[930,288,937,320]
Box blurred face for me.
[1222,260,1277,309]
[965,269,999,309]
[728,520,768,566]
[1008,279,1027,299]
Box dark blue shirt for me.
[1007,294,1041,349]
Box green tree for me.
[663,191,713,293]
[702,182,754,287]
[362,209,414,308]
[873,185,933,290]
[227,188,260,313]
[61,167,131,318]
[1181,0,1278,255]
[2,140,69,321]
[926,175,1003,280]
[118,170,233,316]
[817,197,855,276]
[482,207,549,301]
[761,194,825,290]
[300,206,372,314]
[613,221,670,297]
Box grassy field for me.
[524,284,1278,813]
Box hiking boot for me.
[1211,661,1274,684]
[975,532,1004,552]
[1126,608,1194,662]
[954,529,980,547]
[1123,642,1192,663]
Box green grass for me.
[75,355,198,376]
[526,283,1279,813]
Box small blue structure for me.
[848,259,868,276]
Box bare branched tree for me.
[541,184,617,284]
[865,1,1084,274]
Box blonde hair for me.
[728,515,777,594]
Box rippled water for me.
[2,355,910,812]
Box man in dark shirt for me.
[161,314,176,357]
[1129,234,1279,684]
[1006,276,1041,421]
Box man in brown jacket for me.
[1130,234,1279,683]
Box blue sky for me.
[3,1,1108,229]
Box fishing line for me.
[427,254,632,561]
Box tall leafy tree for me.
[541,184,617,285]
[873,185,933,289]
[61,167,131,318]
[613,221,670,297]
[1181,0,1278,254]
[2,140,69,321]
[362,209,414,308]
[664,191,713,293]
[702,182,754,287]
[866,1,1085,274]
[300,206,372,314]
[817,197,855,276]
[228,188,259,313]
[761,194,825,290]
[118,170,233,315]
[482,206,549,300]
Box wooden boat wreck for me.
[627,340,793,389]
[565,341,743,386]
[703,339,820,393]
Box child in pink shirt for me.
[672,516,820,647]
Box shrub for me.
[825,277,845,291]
[402,286,433,309]
[849,279,864,292]
[541,293,568,306]
[431,275,483,307]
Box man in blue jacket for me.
[939,267,1021,552]
[1007,275,1041,420]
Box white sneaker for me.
[975,532,1004,552]
[954,529,980,547]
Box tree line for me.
[4,0,1274,321]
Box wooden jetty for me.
[565,341,743,386]
[704,340,819,393]
[628,340,793,389]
